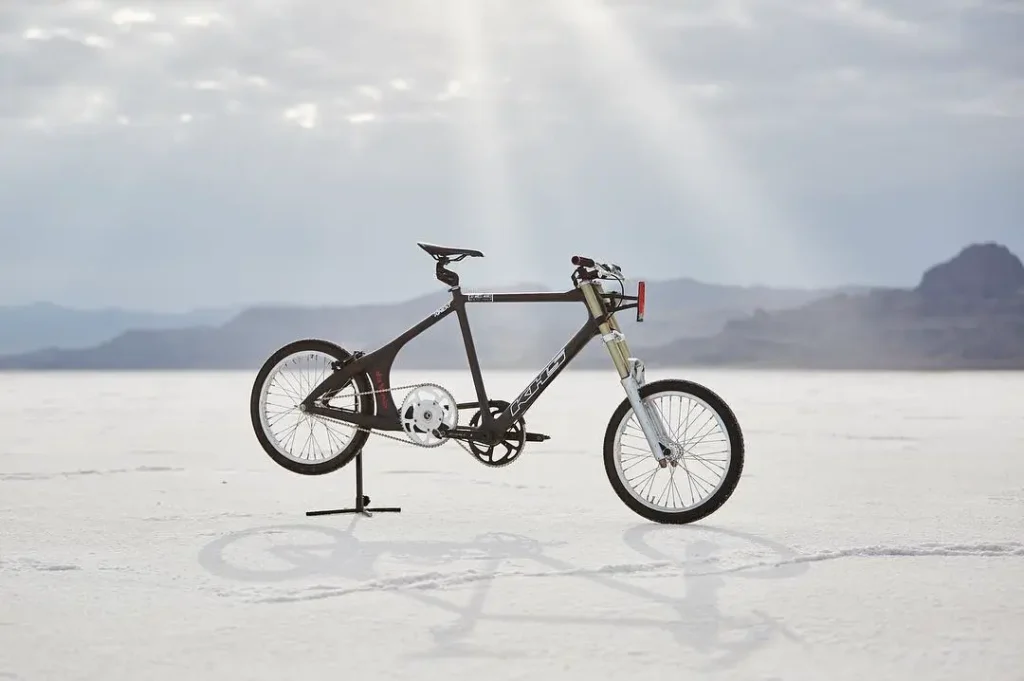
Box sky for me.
[0,0,1021,311]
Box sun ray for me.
[549,0,828,286]
[443,0,535,286]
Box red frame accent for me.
[636,281,646,322]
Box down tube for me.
[500,318,599,426]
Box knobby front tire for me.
[603,378,745,525]
[250,338,374,476]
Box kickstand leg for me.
[305,451,402,518]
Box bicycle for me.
[250,242,745,524]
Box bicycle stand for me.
[305,450,402,518]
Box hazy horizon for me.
[2,0,1021,312]
[3,266,878,315]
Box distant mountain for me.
[0,275,854,370]
[642,242,1024,370]
[0,302,239,355]
[6,241,1019,371]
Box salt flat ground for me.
[1,369,1022,681]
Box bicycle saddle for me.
[417,242,485,260]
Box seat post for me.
[435,257,460,288]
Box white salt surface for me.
[2,369,1023,680]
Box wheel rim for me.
[612,390,732,514]
[257,350,362,466]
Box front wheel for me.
[603,378,745,525]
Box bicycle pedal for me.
[525,432,550,442]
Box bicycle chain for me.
[321,380,523,466]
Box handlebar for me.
[571,254,624,281]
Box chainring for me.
[467,401,527,468]
[399,384,458,448]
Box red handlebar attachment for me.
[572,255,595,267]
[636,280,646,322]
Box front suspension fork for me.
[580,283,672,462]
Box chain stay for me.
[321,380,521,466]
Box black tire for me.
[603,378,745,525]
[250,338,374,476]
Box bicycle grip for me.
[571,255,595,267]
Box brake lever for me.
[596,262,624,280]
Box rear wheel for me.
[250,339,373,475]
[603,379,745,524]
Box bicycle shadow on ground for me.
[197,520,806,669]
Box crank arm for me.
[445,426,496,443]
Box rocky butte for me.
[644,242,1024,370]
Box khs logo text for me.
[509,347,566,417]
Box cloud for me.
[283,102,318,129]
[1,0,1019,133]
[817,0,930,39]
[0,0,1021,309]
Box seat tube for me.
[454,293,490,418]
[580,281,631,379]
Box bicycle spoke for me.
[258,351,362,465]
[613,390,733,514]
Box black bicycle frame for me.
[301,284,637,444]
